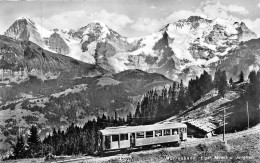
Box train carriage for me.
[98,122,187,153]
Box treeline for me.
[42,113,129,156]
[8,113,130,159]
[230,70,260,130]
[133,70,222,124]
[132,69,246,125]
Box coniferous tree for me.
[12,135,26,159]
[217,70,227,98]
[248,70,257,84]
[114,111,118,124]
[27,125,41,158]
[239,71,244,83]
[126,112,133,125]
[214,69,221,88]
[141,96,149,123]
[134,102,141,124]
[229,77,233,85]
[170,82,177,105]
[176,79,187,113]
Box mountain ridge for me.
[4,16,258,82]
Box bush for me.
[196,143,208,152]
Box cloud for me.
[150,5,157,9]
[165,10,205,22]
[131,1,250,34]
[34,9,133,34]
[200,1,249,19]
[227,4,249,15]
[130,10,204,33]
[130,18,162,33]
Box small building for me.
[184,119,219,138]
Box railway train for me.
[97,122,187,153]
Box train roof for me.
[99,122,186,135]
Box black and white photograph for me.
[0,0,260,162]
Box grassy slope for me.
[162,82,259,134]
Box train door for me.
[182,128,187,140]
[179,128,183,140]
[111,135,120,149]
[130,133,135,148]
[104,135,111,150]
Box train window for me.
[112,135,119,142]
[164,129,170,136]
[180,128,186,133]
[146,131,153,138]
[136,132,144,139]
[155,130,162,137]
[120,134,128,141]
[172,129,178,135]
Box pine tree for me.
[217,70,227,98]
[248,70,257,84]
[229,77,233,85]
[12,135,26,159]
[214,69,221,88]
[134,102,141,124]
[176,79,187,113]
[141,96,149,124]
[94,49,98,65]
[126,112,133,125]
[114,111,118,124]
[27,125,41,158]
[171,82,176,102]
[239,71,244,83]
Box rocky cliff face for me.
[213,38,260,78]
[0,35,106,84]
[48,32,70,54]
[4,17,52,48]
[78,22,134,68]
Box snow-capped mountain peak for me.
[106,16,258,81]
[3,16,258,82]
[4,16,52,47]
[81,21,111,42]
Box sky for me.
[1,0,260,37]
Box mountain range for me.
[4,16,258,81]
[1,15,260,154]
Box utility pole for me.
[259,103,260,124]
[223,107,225,142]
[246,101,249,129]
